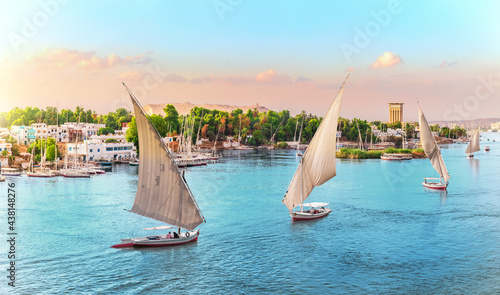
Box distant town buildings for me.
[491,122,500,130]
[67,134,136,161]
[9,123,106,145]
[388,103,404,124]
[10,126,36,145]
[0,138,12,155]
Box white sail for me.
[282,76,348,211]
[418,105,450,182]
[124,84,204,230]
[465,129,480,154]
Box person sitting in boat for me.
[166,232,172,239]
[173,232,179,239]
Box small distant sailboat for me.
[465,129,480,158]
[418,102,450,190]
[282,75,349,220]
[296,115,304,157]
[235,116,253,150]
[112,83,205,248]
[267,119,283,150]
[27,141,55,178]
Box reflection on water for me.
[468,158,479,175]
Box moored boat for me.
[235,145,254,150]
[1,168,22,176]
[27,167,55,178]
[61,169,90,178]
[381,153,412,160]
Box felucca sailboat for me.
[282,75,349,220]
[465,129,480,158]
[112,83,205,248]
[418,102,450,190]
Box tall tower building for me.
[388,103,404,124]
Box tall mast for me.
[238,116,242,145]
[294,117,299,142]
[300,156,304,212]
[297,115,304,154]
[196,110,204,148]
[356,120,362,150]
[55,102,58,170]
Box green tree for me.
[126,117,139,151]
[149,114,167,137]
[430,124,440,132]
[251,130,264,146]
[97,127,115,135]
[164,104,180,134]
[105,138,119,143]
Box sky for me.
[0,0,499,122]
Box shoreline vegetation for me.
[336,147,426,159]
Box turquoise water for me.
[1,133,500,294]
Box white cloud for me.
[371,52,403,69]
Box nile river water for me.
[1,133,500,294]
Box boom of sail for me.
[282,76,348,211]
[418,104,450,183]
[465,129,480,154]
[124,84,204,231]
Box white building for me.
[10,126,36,145]
[0,128,10,138]
[491,122,500,130]
[0,139,12,155]
[32,123,49,139]
[67,134,137,161]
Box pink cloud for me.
[26,48,152,70]
[191,69,291,85]
[255,69,291,84]
[119,70,145,80]
[371,52,403,69]
[438,61,458,69]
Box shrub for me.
[277,142,288,149]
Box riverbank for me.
[336,148,426,159]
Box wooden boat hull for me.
[112,230,200,248]
[62,173,91,178]
[235,146,254,150]
[422,181,448,190]
[291,209,332,220]
[2,172,22,176]
[26,172,55,178]
[381,154,412,160]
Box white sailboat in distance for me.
[112,83,206,248]
[282,75,349,220]
[418,102,450,190]
[465,128,480,158]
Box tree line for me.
[0,107,133,130]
